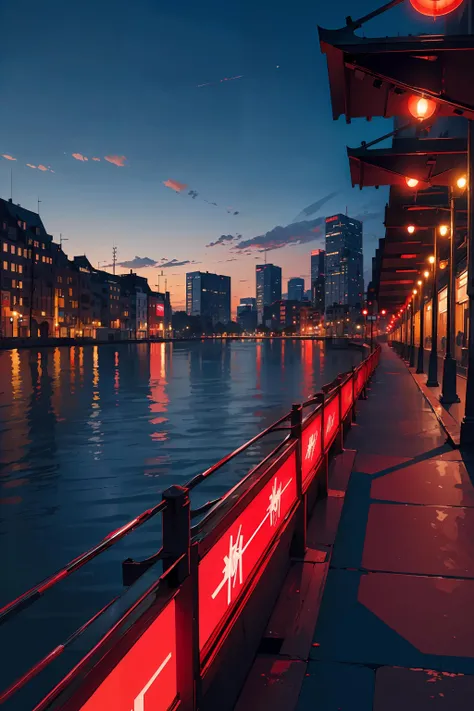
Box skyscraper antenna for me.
[59,233,69,250]
[264,249,267,265]
[37,198,42,215]
[112,246,118,275]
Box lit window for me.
[18,281,23,289]
[12,279,16,288]
[3,243,8,252]
[3,261,8,270]
[11,263,16,272]
[69,288,73,297]
[10,245,15,255]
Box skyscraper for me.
[256,264,282,325]
[186,271,231,325]
[325,214,363,311]
[311,249,325,313]
[287,278,305,302]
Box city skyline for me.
[0,0,436,314]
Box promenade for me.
[236,344,474,710]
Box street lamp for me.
[408,95,437,120]
[439,224,449,237]
[440,190,460,404]
[407,224,416,234]
[406,177,419,188]
[427,241,439,387]
[457,176,467,190]
[409,0,465,17]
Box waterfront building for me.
[119,271,149,338]
[311,249,326,314]
[287,277,305,302]
[325,214,363,312]
[148,290,172,337]
[186,271,231,326]
[256,264,282,325]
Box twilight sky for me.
[0,0,438,313]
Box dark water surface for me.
[0,340,361,706]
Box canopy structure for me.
[318,25,474,122]
[348,137,467,189]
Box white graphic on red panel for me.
[325,414,335,438]
[210,475,293,606]
[305,432,318,462]
[132,652,172,711]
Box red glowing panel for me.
[409,0,464,17]
[326,215,338,223]
[80,600,176,711]
[341,378,353,419]
[356,364,366,396]
[302,411,322,487]
[198,452,297,651]
[324,395,339,450]
[155,303,165,317]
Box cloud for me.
[352,210,385,223]
[235,217,325,252]
[159,258,198,268]
[37,165,48,172]
[163,179,188,192]
[206,234,240,248]
[188,190,199,199]
[119,256,159,269]
[292,192,338,222]
[92,157,101,162]
[72,153,88,162]
[26,164,37,169]
[105,155,127,167]
[1,154,16,161]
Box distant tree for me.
[226,321,242,335]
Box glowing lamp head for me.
[439,224,449,237]
[428,256,435,264]
[407,224,416,234]
[413,289,418,295]
[424,270,430,278]
[417,280,422,286]
[409,0,465,18]
[408,94,437,120]
[381,309,386,316]
[406,177,419,188]
[362,309,368,316]
[457,176,467,190]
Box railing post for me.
[351,366,357,422]
[161,485,198,711]
[316,392,328,497]
[290,403,306,558]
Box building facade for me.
[148,290,172,337]
[311,249,326,314]
[325,214,363,312]
[256,264,282,325]
[186,271,231,326]
[287,278,305,302]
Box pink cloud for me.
[163,178,188,192]
[72,153,88,162]
[37,165,48,172]
[104,155,126,167]
[26,164,37,169]
[92,157,101,162]
[1,154,16,161]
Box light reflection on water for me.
[0,339,361,706]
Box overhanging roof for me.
[348,137,467,188]
[318,26,474,121]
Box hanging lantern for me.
[409,0,464,16]
[406,177,419,188]
[408,95,437,120]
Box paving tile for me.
[306,496,344,548]
[234,657,306,711]
[374,666,474,711]
[370,459,474,507]
[354,452,410,476]
[362,503,474,578]
[296,661,374,711]
[310,569,474,674]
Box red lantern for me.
[409,0,464,17]
[408,95,437,120]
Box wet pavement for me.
[299,344,474,709]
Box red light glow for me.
[409,0,464,17]
[80,601,177,711]
[324,395,340,448]
[406,177,419,188]
[408,94,437,120]
[341,378,353,420]
[302,412,322,487]
[198,452,297,651]
[362,309,368,316]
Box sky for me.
[0,0,439,313]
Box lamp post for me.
[427,243,439,387]
[417,275,427,374]
[440,195,460,404]
[410,289,417,367]
[461,121,474,445]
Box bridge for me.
[3,343,474,710]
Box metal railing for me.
[0,345,381,711]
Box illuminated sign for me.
[326,216,338,223]
[324,395,339,449]
[198,452,297,651]
[302,411,322,486]
[80,600,177,711]
[356,364,366,396]
[155,302,165,318]
[341,379,353,419]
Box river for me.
[0,339,361,707]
